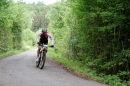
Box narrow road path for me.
[0,50,108,86]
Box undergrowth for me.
[47,48,129,86]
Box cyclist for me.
[36,28,54,62]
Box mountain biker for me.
[36,28,54,62]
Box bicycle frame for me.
[40,44,48,52]
[36,44,48,69]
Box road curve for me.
[0,49,108,86]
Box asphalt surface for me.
[0,50,108,86]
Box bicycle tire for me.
[39,51,46,69]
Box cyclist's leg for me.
[36,43,42,62]
[37,46,41,57]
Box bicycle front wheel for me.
[39,51,46,69]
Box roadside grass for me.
[47,48,100,81]
[47,48,128,86]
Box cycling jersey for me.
[36,32,54,45]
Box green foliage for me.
[0,1,34,53]
[46,1,70,57]
[0,1,13,53]
[22,28,35,47]
[46,0,130,85]
[1,0,130,85]
[29,2,49,32]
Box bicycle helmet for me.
[42,28,47,33]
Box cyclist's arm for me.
[36,32,42,43]
[48,33,54,45]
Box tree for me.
[0,0,34,53]
[30,2,49,32]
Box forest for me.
[0,0,130,86]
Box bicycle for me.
[36,44,50,69]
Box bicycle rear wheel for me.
[39,51,46,69]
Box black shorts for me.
[38,41,48,46]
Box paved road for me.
[0,50,108,86]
